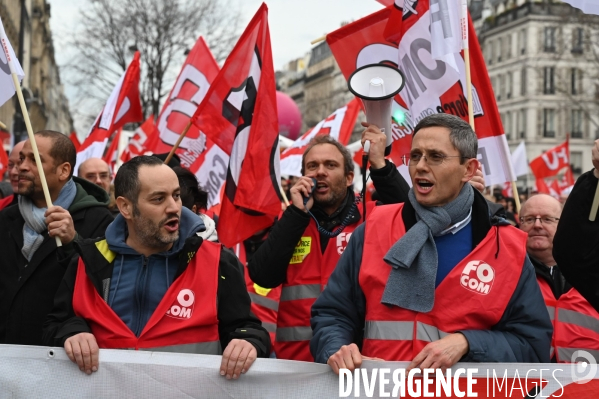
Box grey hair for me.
[413,113,478,162]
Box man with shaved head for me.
[520,194,599,363]
[78,157,112,193]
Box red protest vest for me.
[275,202,370,361]
[234,242,281,350]
[538,277,599,363]
[73,240,221,354]
[359,203,527,360]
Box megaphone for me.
[348,64,405,156]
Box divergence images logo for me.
[460,260,495,295]
[571,350,598,384]
[166,289,195,319]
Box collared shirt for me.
[436,207,473,237]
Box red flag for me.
[189,3,280,247]
[501,181,513,198]
[0,147,8,178]
[327,3,513,186]
[120,115,158,163]
[103,128,122,173]
[280,98,360,177]
[69,132,81,151]
[148,37,220,163]
[529,139,570,180]
[76,51,143,170]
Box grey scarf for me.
[381,183,474,312]
[19,179,77,261]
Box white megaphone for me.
[348,64,405,156]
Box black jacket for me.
[0,177,114,345]
[43,235,271,357]
[248,160,410,288]
[553,169,599,312]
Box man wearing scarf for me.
[311,114,552,372]
[0,131,114,346]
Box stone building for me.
[0,0,73,151]
[473,0,598,187]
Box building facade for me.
[473,0,598,188]
[0,0,73,150]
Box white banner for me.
[1,345,598,398]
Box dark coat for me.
[0,177,114,345]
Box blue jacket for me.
[105,207,204,336]
[310,191,553,364]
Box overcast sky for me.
[47,0,384,132]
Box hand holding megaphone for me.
[361,122,387,170]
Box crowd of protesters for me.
[0,113,598,379]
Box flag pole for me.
[589,185,599,221]
[164,121,192,165]
[1,23,61,246]
[460,1,520,213]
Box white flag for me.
[429,0,462,72]
[0,16,26,107]
[511,141,528,177]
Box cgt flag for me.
[327,1,515,186]
[189,3,281,247]
[69,132,81,152]
[120,115,158,163]
[280,98,360,177]
[76,52,143,170]
[0,17,25,107]
[530,138,570,180]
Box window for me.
[497,38,502,62]
[543,109,555,138]
[505,111,512,139]
[521,68,527,96]
[571,68,582,95]
[519,29,526,55]
[517,109,526,138]
[544,27,556,52]
[506,34,512,59]
[572,28,583,53]
[499,74,505,101]
[489,40,494,65]
[571,151,583,174]
[544,67,555,94]
[507,72,512,99]
[571,109,583,138]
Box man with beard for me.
[247,131,411,361]
[0,141,25,211]
[44,156,271,379]
[0,131,113,345]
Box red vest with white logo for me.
[359,204,527,360]
[537,277,599,363]
[73,241,221,354]
[234,242,281,350]
[276,206,365,361]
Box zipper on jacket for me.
[134,256,149,337]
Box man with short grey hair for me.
[312,113,552,373]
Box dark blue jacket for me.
[310,191,552,364]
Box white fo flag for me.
[0,16,25,107]
[429,0,463,72]
[511,141,528,178]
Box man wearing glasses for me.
[521,194,599,363]
[311,113,551,373]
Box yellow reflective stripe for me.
[546,306,556,321]
[262,322,276,334]
[556,347,599,363]
[416,322,450,342]
[95,239,116,263]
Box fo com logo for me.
[460,261,495,295]
[166,289,195,319]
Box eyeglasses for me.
[519,216,560,226]
[402,153,468,166]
